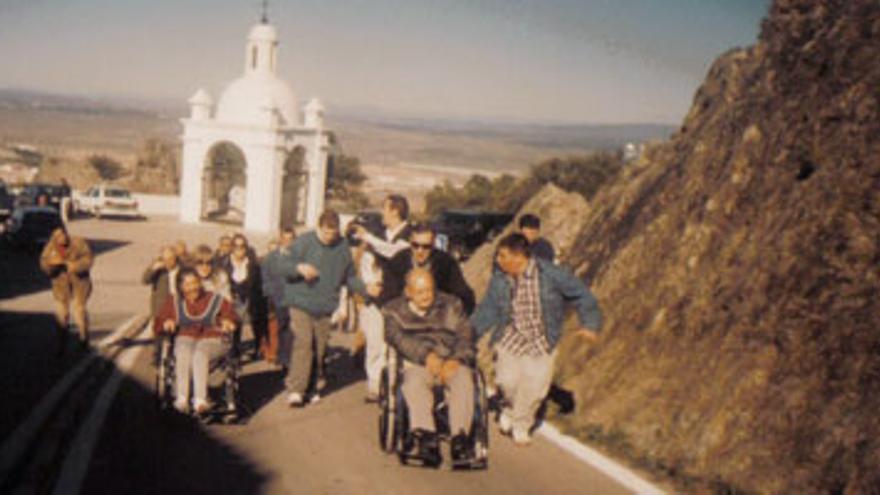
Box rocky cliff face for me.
[555,1,879,492]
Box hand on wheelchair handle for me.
[162,319,177,334]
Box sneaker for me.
[309,393,321,405]
[286,392,304,407]
[512,428,532,446]
[498,410,512,435]
[364,392,379,404]
[173,398,189,413]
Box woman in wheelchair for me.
[383,268,484,468]
[154,268,239,415]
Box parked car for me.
[2,206,64,251]
[433,209,514,261]
[15,183,71,213]
[0,185,15,223]
[76,185,142,219]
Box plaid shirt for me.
[498,259,550,357]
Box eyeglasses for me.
[196,260,212,266]
[410,242,433,251]
[233,244,247,250]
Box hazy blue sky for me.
[0,0,770,124]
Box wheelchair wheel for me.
[470,370,490,468]
[378,367,397,452]
[155,337,176,410]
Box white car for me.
[77,185,142,219]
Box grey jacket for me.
[383,292,475,366]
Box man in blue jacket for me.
[275,211,380,406]
[471,233,601,445]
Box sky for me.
[0,0,770,124]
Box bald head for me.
[405,268,436,312]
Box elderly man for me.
[471,233,602,446]
[384,268,476,466]
[40,227,93,351]
[275,210,381,406]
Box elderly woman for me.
[40,227,93,350]
[192,244,232,301]
[154,268,239,414]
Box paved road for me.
[2,216,637,495]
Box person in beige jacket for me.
[40,227,94,348]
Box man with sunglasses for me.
[380,223,475,315]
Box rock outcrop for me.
[462,183,590,295]
[552,1,879,492]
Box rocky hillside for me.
[548,1,879,492]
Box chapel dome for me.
[215,73,299,127]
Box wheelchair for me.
[155,331,242,424]
[377,347,489,470]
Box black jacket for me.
[379,248,475,315]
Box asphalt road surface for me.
[2,216,640,495]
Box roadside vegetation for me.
[423,151,624,217]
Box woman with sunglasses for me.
[221,234,268,361]
[192,244,232,301]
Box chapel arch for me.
[280,145,306,227]
[201,141,248,224]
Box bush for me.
[88,154,125,181]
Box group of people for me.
[141,193,602,460]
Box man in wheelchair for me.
[383,268,479,467]
[154,267,239,416]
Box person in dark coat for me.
[222,234,267,360]
[518,213,555,263]
[380,222,475,315]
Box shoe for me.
[309,393,321,404]
[512,428,532,446]
[173,398,189,413]
[498,410,512,436]
[450,432,472,464]
[364,391,379,404]
[193,398,211,415]
[286,392,304,407]
[411,429,442,467]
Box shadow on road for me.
[0,237,129,301]
[0,310,89,444]
[82,370,270,495]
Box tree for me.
[88,154,125,181]
[326,153,369,209]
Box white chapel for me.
[179,13,330,232]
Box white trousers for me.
[360,303,386,395]
[495,346,556,435]
[175,336,229,403]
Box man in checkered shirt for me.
[471,233,602,445]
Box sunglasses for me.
[411,242,433,251]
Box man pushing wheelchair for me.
[382,268,487,468]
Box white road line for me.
[52,325,149,495]
[537,423,667,495]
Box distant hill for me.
[0,88,674,172]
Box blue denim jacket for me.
[470,258,602,350]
